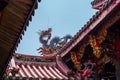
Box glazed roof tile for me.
[6,54,69,79]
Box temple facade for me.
[2,0,120,80]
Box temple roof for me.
[5,53,69,79]
[57,0,120,57]
[0,0,41,76]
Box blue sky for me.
[16,0,97,55]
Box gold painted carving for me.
[71,52,82,68]
[89,28,107,58]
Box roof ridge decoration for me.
[37,28,72,55]
[14,53,55,62]
[91,0,116,10]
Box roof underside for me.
[0,0,40,76]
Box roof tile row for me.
[10,62,68,79]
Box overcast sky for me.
[16,0,97,56]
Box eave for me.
[0,0,41,77]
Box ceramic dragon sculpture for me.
[37,28,72,55]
